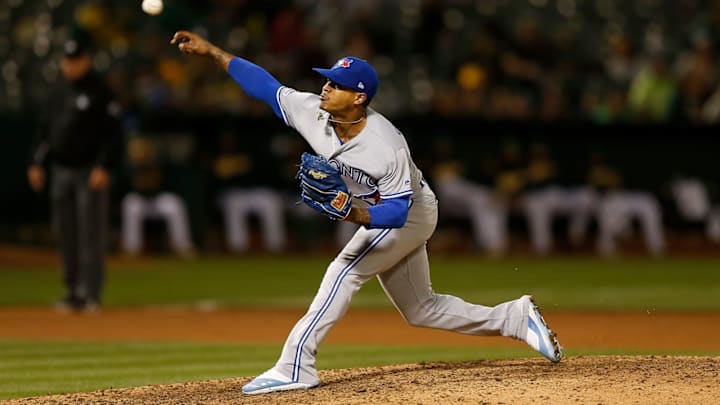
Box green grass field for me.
[2,255,720,310]
[1,255,719,399]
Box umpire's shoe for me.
[242,369,318,395]
[520,295,563,363]
[54,295,85,313]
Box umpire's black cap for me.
[63,28,93,58]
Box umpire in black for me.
[27,36,123,312]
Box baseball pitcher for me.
[171,30,563,395]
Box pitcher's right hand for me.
[171,31,214,57]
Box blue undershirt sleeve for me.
[227,57,283,119]
[367,196,411,229]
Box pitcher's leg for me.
[378,245,527,338]
[243,203,439,394]
[269,218,432,385]
[379,245,562,362]
[273,258,374,384]
[335,220,359,247]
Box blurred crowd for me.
[109,133,720,257]
[5,0,720,123]
[6,0,720,257]
[430,139,720,256]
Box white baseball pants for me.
[121,192,194,255]
[521,186,597,254]
[270,192,530,385]
[218,188,286,253]
[436,177,508,254]
[596,190,665,256]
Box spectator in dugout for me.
[120,137,196,258]
[588,152,665,256]
[430,139,508,256]
[210,131,287,254]
[520,143,596,255]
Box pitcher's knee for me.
[405,313,429,327]
[401,296,438,327]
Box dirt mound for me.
[2,307,718,403]
[7,356,718,404]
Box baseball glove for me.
[296,152,352,220]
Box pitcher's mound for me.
[11,355,719,404]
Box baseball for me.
[141,0,163,15]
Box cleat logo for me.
[308,169,328,180]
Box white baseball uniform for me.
[267,87,532,385]
[121,192,195,256]
[596,190,665,256]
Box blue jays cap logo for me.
[313,56,378,101]
[335,58,353,68]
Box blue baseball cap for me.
[313,56,379,101]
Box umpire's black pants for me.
[50,165,108,302]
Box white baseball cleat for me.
[242,369,318,395]
[520,295,563,363]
